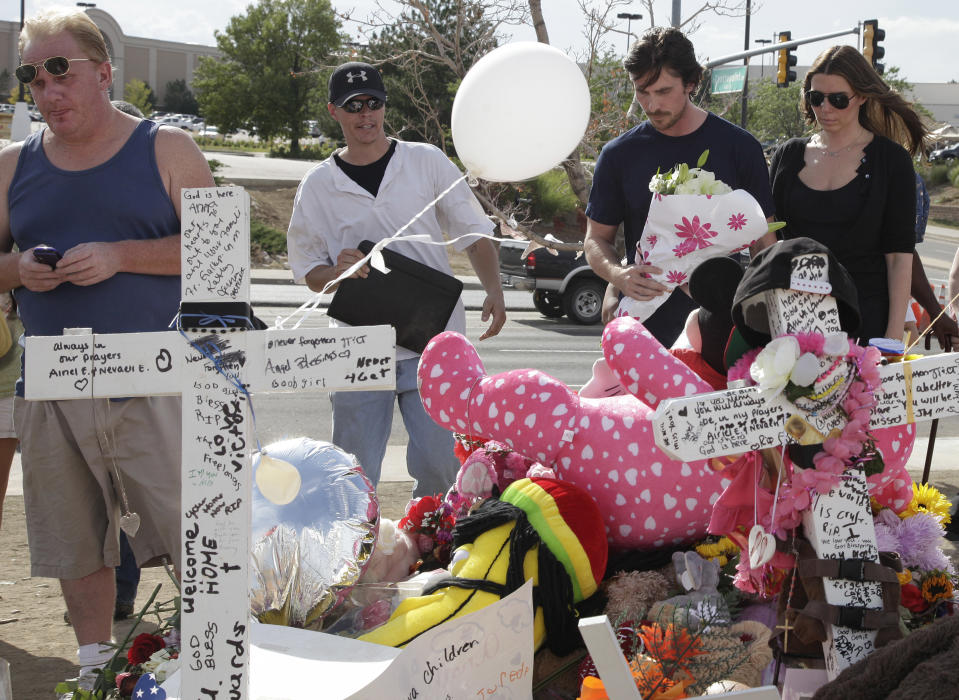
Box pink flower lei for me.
[728,332,882,535]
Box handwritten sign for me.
[23,186,398,698]
[349,581,535,700]
[768,288,843,338]
[872,354,959,426]
[181,187,250,302]
[25,331,182,400]
[180,333,252,698]
[651,350,959,463]
[802,472,882,677]
[246,326,395,393]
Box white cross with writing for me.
[24,187,396,698]
[651,250,959,678]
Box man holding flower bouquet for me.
[585,27,775,346]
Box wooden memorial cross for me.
[24,187,396,698]
[650,249,959,678]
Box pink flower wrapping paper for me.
[616,189,769,322]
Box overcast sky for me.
[12,0,959,83]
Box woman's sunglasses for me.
[806,90,851,110]
[341,97,385,114]
[15,56,92,84]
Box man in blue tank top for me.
[585,27,775,347]
[0,8,213,690]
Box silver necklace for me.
[818,133,865,158]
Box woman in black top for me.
[767,45,927,343]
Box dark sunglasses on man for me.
[15,56,92,84]
[340,97,386,114]
[806,90,851,110]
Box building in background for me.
[0,8,219,108]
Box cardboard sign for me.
[348,581,535,700]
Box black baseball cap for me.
[328,62,387,106]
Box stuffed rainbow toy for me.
[359,477,607,654]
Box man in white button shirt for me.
[287,62,506,496]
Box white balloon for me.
[255,453,303,505]
[452,42,591,182]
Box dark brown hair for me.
[624,27,703,90]
[802,45,928,157]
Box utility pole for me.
[11,0,31,141]
[755,38,772,79]
[671,0,681,28]
[740,0,751,128]
[18,0,24,103]
[617,12,643,55]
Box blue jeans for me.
[331,357,458,497]
[115,531,140,605]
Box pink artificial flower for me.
[727,212,748,230]
[666,269,688,285]
[671,215,717,257]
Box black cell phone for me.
[33,245,62,269]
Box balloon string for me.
[904,289,959,355]
[275,173,480,330]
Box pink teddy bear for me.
[418,319,730,550]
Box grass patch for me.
[251,218,287,257]
[193,135,268,153]
[270,143,336,161]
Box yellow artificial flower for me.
[694,536,739,567]
[920,572,953,604]
[901,482,952,524]
[695,542,723,560]
[897,569,913,586]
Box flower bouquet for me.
[616,151,783,322]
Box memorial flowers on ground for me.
[873,483,957,629]
[54,582,181,699]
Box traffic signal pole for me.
[703,26,860,69]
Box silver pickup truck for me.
[498,239,606,324]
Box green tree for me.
[7,81,33,105]
[193,0,341,156]
[744,78,807,143]
[163,78,200,115]
[124,79,156,116]
[364,0,500,153]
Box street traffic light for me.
[862,19,885,74]
[776,32,797,87]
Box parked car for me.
[499,238,606,325]
[930,143,959,162]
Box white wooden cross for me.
[24,187,396,698]
[650,249,959,679]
